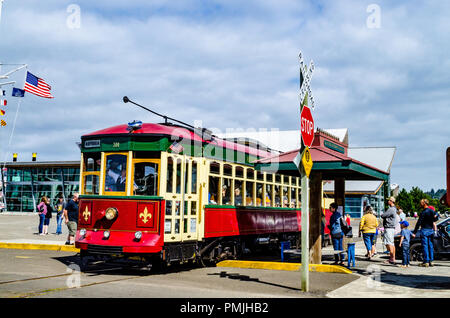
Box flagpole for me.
[1,97,22,212]
[0,1,4,26]
[2,97,21,164]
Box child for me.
[399,221,415,268]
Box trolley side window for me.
[84,175,100,195]
[134,162,158,196]
[208,176,220,204]
[82,153,101,195]
[104,154,127,193]
[84,153,101,172]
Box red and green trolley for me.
[76,117,303,268]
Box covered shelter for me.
[254,129,391,264]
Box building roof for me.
[218,129,301,153]
[218,128,348,153]
[255,130,391,182]
[3,161,80,168]
[348,147,396,173]
[323,180,384,194]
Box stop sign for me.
[300,105,314,147]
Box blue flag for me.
[12,87,25,97]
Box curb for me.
[0,242,79,253]
[216,260,353,274]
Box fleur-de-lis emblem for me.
[139,207,152,224]
[83,206,91,222]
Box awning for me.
[254,146,390,182]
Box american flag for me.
[169,141,184,154]
[24,71,54,98]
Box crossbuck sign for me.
[297,50,316,293]
[298,51,315,110]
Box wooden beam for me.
[309,172,322,264]
[335,177,345,208]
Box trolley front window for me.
[104,153,127,193]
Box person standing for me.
[398,208,406,222]
[345,213,351,227]
[394,208,401,235]
[55,197,65,235]
[399,221,415,268]
[43,197,53,235]
[328,202,345,266]
[63,193,79,245]
[381,196,397,265]
[359,206,378,259]
[413,199,438,267]
[36,196,48,235]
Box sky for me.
[0,0,449,192]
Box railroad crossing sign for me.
[301,147,313,178]
[298,51,315,110]
[297,50,316,293]
[300,105,314,148]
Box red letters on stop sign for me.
[300,105,314,147]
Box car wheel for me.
[410,243,423,262]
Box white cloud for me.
[0,0,449,191]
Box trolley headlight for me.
[80,229,87,237]
[103,230,110,239]
[135,231,142,240]
[105,207,118,220]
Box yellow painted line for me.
[217,260,352,274]
[0,242,79,253]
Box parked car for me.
[395,217,450,261]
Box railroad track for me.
[1,264,152,298]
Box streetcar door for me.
[181,157,200,241]
[160,153,200,242]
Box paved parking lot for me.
[0,213,449,299]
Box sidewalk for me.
[0,213,78,252]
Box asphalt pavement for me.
[0,213,449,298]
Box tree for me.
[396,188,413,213]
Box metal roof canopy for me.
[254,131,390,182]
[3,161,80,168]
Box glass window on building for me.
[4,164,79,212]
[7,169,22,182]
[345,197,362,218]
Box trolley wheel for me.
[78,253,90,271]
[149,254,167,272]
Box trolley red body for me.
[75,120,303,265]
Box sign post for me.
[298,51,315,292]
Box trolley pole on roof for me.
[298,51,315,292]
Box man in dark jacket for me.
[328,202,346,265]
[414,199,439,267]
[63,193,79,245]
